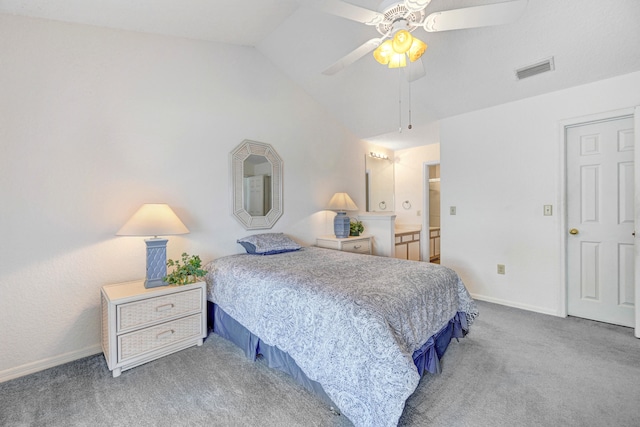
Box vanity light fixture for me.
[327,193,359,239]
[116,203,189,288]
[369,152,389,160]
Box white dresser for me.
[101,280,207,377]
[316,235,372,255]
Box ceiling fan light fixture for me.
[372,29,427,68]
[392,30,413,54]
[408,37,427,62]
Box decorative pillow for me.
[237,233,302,255]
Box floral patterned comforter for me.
[205,246,478,427]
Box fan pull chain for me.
[397,62,414,132]
[408,61,413,130]
[398,67,402,133]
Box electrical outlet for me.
[450,206,456,215]
[543,205,553,216]
[497,264,506,275]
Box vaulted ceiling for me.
[2,0,640,149]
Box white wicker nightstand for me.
[101,280,207,377]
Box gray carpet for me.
[2,301,640,427]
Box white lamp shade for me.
[116,203,189,237]
[327,193,358,212]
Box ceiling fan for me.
[308,0,528,80]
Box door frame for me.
[559,107,639,337]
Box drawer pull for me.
[353,245,362,249]
[156,329,175,339]
[155,303,174,312]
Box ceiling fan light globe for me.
[408,38,427,62]
[388,53,407,68]
[373,46,390,65]
[392,30,413,54]
[373,40,394,64]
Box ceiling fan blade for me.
[322,38,384,76]
[423,0,528,32]
[406,58,426,82]
[404,0,433,13]
[303,0,384,25]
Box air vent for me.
[515,57,555,80]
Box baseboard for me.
[470,293,563,318]
[0,344,102,384]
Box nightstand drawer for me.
[118,314,203,361]
[342,239,370,254]
[316,235,372,255]
[117,288,202,333]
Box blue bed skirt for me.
[208,302,467,407]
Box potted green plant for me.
[350,219,364,236]
[164,252,207,285]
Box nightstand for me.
[101,280,207,377]
[316,235,372,255]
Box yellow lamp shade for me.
[408,37,427,62]
[392,30,413,54]
[373,40,394,65]
[388,52,407,68]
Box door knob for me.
[569,228,579,235]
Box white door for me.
[567,116,635,327]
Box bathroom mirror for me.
[231,140,283,229]
[365,153,394,212]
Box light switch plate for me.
[450,206,456,215]
[543,205,553,216]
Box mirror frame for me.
[230,139,283,230]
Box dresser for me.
[316,235,372,255]
[101,280,207,377]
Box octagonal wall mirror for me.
[231,140,283,229]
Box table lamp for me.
[116,203,189,288]
[327,192,358,238]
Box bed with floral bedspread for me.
[205,246,478,427]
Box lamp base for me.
[334,212,350,238]
[144,238,169,288]
[145,277,167,288]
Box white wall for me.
[440,71,640,316]
[0,14,370,381]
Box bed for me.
[204,239,478,427]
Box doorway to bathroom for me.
[423,162,441,263]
